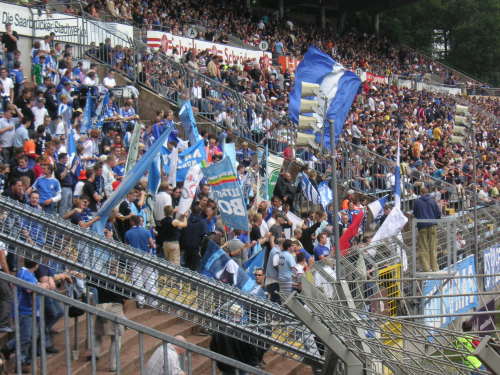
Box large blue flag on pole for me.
[288,46,361,149]
[93,123,174,234]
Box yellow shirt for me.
[433,127,442,140]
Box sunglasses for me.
[254,273,264,277]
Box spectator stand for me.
[0,195,325,364]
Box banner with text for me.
[423,255,478,329]
[147,30,271,65]
[202,157,249,231]
[0,2,133,45]
[483,244,500,291]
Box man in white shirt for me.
[0,67,14,112]
[153,182,172,223]
[0,104,21,161]
[146,335,186,375]
[103,70,117,90]
[31,98,49,131]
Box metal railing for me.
[0,271,270,375]
[285,281,496,375]
[0,196,323,363]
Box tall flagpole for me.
[329,117,341,280]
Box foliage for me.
[380,0,500,85]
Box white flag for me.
[371,206,408,243]
[168,147,178,186]
[177,164,203,215]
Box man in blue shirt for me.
[29,164,61,214]
[278,239,296,300]
[313,232,330,261]
[2,259,50,372]
[125,215,157,307]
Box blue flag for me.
[81,92,94,134]
[176,140,206,181]
[93,123,173,234]
[394,140,401,209]
[288,46,361,150]
[200,240,265,297]
[223,142,237,171]
[318,181,333,210]
[67,129,76,163]
[161,140,205,182]
[243,248,264,279]
[94,92,110,128]
[179,101,201,145]
[147,153,162,194]
[202,158,249,231]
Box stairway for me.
[0,300,311,375]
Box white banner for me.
[147,30,272,65]
[0,2,133,44]
[177,164,203,215]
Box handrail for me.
[0,271,270,375]
[0,195,322,362]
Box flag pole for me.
[328,119,341,280]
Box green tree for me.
[381,0,500,85]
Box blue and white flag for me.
[243,247,264,279]
[94,92,110,128]
[368,195,389,219]
[202,157,249,231]
[179,100,202,145]
[288,46,361,149]
[318,181,333,210]
[93,123,173,234]
[394,140,401,210]
[67,129,77,165]
[300,173,321,205]
[200,240,265,297]
[162,140,206,182]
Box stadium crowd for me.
[0,0,497,373]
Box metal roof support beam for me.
[474,336,500,375]
[284,292,364,375]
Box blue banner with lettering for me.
[161,140,206,182]
[423,255,478,328]
[201,157,249,231]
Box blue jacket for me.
[413,194,441,229]
[180,214,207,249]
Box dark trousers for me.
[266,283,280,304]
[0,278,12,328]
[184,247,201,272]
